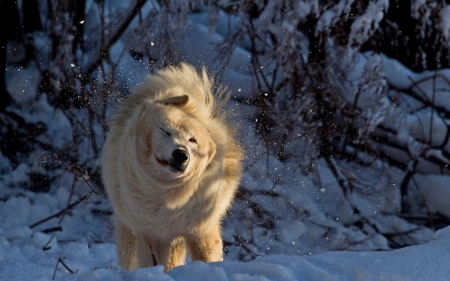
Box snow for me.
[0,189,449,281]
[3,2,450,281]
[1,152,444,279]
[439,5,450,42]
[411,174,450,218]
[348,0,387,48]
[352,53,450,172]
[6,66,40,104]
[180,20,253,99]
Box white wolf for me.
[101,63,243,271]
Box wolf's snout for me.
[171,148,189,171]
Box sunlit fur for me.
[101,63,243,272]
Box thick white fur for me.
[101,63,243,272]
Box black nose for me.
[171,148,189,171]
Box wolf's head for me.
[134,94,217,186]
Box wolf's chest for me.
[134,185,219,235]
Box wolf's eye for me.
[159,127,171,136]
[189,137,197,143]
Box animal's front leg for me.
[115,219,137,270]
[136,234,172,271]
[186,225,223,262]
[167,237,187,271]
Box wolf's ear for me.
[158,95,189,106]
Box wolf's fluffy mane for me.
[110,64,231,139]
[139,63,228,123]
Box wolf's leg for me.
[167,237,186,270]
[136,234,156,268]
[136,235,173,271]
[115,219,137,269]
[186,225,223,262]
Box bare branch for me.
[83,0,147,78]
[29,193,91,229]
[52,258,75,280]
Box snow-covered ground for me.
[1,188,449,281]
